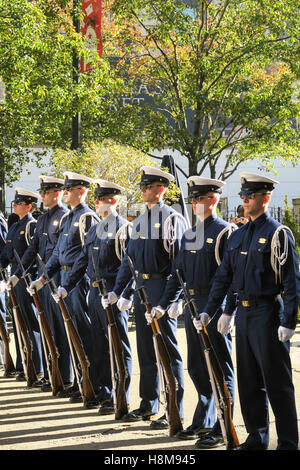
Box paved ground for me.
[0,320,299,455]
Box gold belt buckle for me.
[242,300,250,307]
[189,289,195,295]
[142,273,150,280]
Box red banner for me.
[80,0,103,73]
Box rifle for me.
[91,250,128,419]
[0,266,15,375]
[127,255,183,437]
[13,249,64,396]
[36,254,96,406]
[176,269,240,450]
[0,262,38,387]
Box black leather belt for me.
[188,287,211,296]
[138,272,164,280]
[240,296,277,308]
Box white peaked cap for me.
[239,172,279,194]
[94,179,125,195]
[13,187,39,203]
[63,171,94,187]
[139,166,175,185]
[187,176,225,194]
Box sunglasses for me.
[188,195,215,202]
[140,183,163,191]
[239,192,268,200]
[94,196,113,202]
[13,201,27,206]
[39,189,56,195]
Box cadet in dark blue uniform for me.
[201,172,300,450]
[9,176,72,390]
[103,166,186,427]
[153,176,236,447]
[2,188,43,380]
[53,179,133,413]
[29,172,98,406]
[0,213,8,373]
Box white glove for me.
[52,286,68,303]
[117,296,133,311]
[5,275,19,291]
[168,301,183,319]
[278,326,295,342]
[217,314,235,335]
[0,280,6,293]
[27,279,44,296]
[193,312,210,331]
[145,306,165,324]
[101,291,118,309]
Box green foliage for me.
[0,0,119,185]
[50,139,180,210]
[282,195,300,259]
[101,0,300,179]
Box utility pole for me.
[71,0,81,150]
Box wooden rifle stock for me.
[0,268,15,375]
[57,298,96,405]
[0,314,15,375]
[31,290,64,395]
[12,248,64,395]
[105,301,128,419]
[176,269,239,449]
[145,303,183,437]
[36,253,96,405]
[127,256,182,437]
[200,326,239,449]
[8,288,38,387]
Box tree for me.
[282,195,300,258]
[0,0,117,187]
[95,0,300,180]
[50,139,181,210]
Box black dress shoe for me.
[15,372,26,382]
[234,442,267,450]
[149,415,169,429]
[41,382,52,392]
[122,408,157,422]
[3,370,17,378]
[176,426,212,440]
[195,434,224,449]
[83,397,100,409]
[55,385,78,398]
[32,378,49,388]
[69,390,82,403]
[98,400,115,415]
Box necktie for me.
[235,221,254,291]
